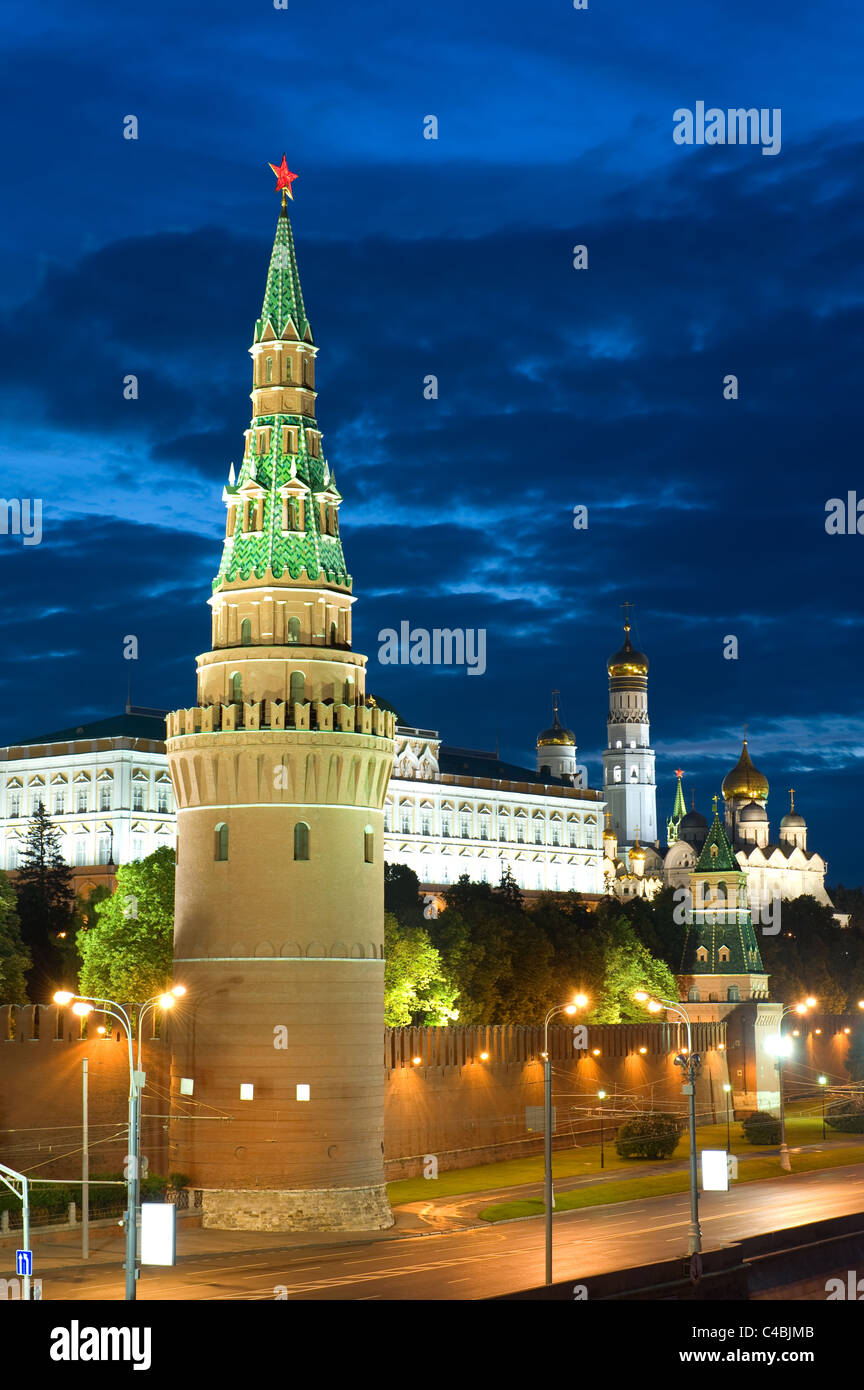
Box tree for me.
[78,847,175,1001]
[383,913,458,1025]
[615,1113,680,1160]
[846,1027,864,1083]
[588,916,679,1024]
[0,870,30,1003]
[15,804,75,1001]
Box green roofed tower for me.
[678,799,769,1003]
[215,200,349,592]
[165,165,395,1233]
[667,768,687,844]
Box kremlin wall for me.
[1,1006,856,1204]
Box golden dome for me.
[628,831,646,861]
[607,625,649,677]
[722,739,769,803]
[537,692,575,748]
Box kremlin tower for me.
[165,163,395,1231]
[601,609,657,847]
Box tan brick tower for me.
[166,170,395,1230]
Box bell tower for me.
[166,162,395,1231]
[601,606,657,847]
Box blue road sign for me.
[15,1250,32,1277]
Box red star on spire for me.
[675,768,684,779]
[268,155,298,201]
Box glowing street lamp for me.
[722,1082,733,1151]
[635,991,702,1256]
[53,985,186,1300]
[818,1075,828,1140]
[769,998,816,1171]
[543,994,589,1285]
[597,1090,607,1169]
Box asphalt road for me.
[38,1161,864,1301]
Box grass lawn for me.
[478,1144,864,1222]
[386,1100,864,1209]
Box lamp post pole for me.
[818,1076,827,1140]
[723,1083,732,1152]
[54,986,186,1300]
[542,996,588,1286]
[636,993,701,1255]
[598,1090,606,1169]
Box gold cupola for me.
[607,623,649,678]
[722,738,769,803]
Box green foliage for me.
[825,1098,864,1133]
[0,869,30,1003]
[615,1113,681,1160]
[14,804,75,1001]
[384,866,683,1025]
[384,912,459,1025]
[741,1110,781,1145]
[759,895,863,1013]
[78,847,175,1000]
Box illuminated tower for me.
[166,163,395,1231]
[602,608,657,847]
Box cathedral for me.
[596,622,841,920]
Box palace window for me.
[97,836,111,865]
[460,815,470,838]
[133,785,145,812]
[552,826,560,846]
[288,616,301,644]
[74,839,87,866]
[54,791,65,815]
[516,823,525,843]
[157,787,170,813]
[76,789,88,813]
[99,787,112,812]
[8,792,20,818]
[421,814,431,837]
[132,838,144,860]
[294,822,310,861]
[7,844,19,869]
[215,823,229,861]
[401,811,410,834]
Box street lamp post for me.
[54,985,186,1300]
[635,992,701,1256]
[771,998,816,1172]
[542,994,588,1286]
[722,1083,732,1152]
[818,1075,827,1140]
[597,1090,606,1169]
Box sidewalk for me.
[1,1207,434,1278]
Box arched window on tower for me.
[630,767,639,782]
[288,617,301,645]
[343,679,353,705]
[727,985,740,1001]
[230,672,242,703]
[214,823,229,861]
[364,825,374,863]
[287,497,300,530]
[265,356,273,382]
[688,986,701,1001]
[240,618,252,646]
[294,822,310,861]
[613,766,622,784]
[330,621,337,646]
[289,672,305,706]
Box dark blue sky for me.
[1,0,863,878]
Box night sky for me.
[1,0,862,878]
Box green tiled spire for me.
[694,803,738,872]
[680,802,765,977]
[213,209,350,593]
[667,771,687,844]
[254,206,310,344]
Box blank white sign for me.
[141,1202,177,1266]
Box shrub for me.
[741,1111,781,1145]
[615,1112,681,1160]
[825,1100,864,1133]
[168,1172,192,1190]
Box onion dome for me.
[537,691,575,748]
[738,799,768,824]
[629,831,646,862]
[780,788,805,829]
[607,624,649,677]
[722,738,769,803]
[680,808,708,832]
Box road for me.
[36,1161,864,1301]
